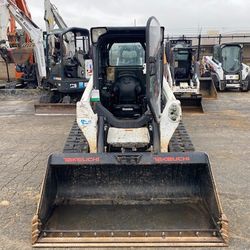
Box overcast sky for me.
[26,0,250,36]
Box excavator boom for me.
[44,0,67,32]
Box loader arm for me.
[204,56,224,80]
[76,75,98,153]
[2,0,46,85]
[160,77,181,152]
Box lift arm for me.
[1,0,46,84]
[44,0,67,33]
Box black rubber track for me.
[63,120,194,153]
[63,121,89,153]
[169,120,195,152]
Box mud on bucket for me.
[32,152,228,247]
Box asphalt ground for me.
[0,90,249,250]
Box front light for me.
[168,102,181,122]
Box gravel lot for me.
[0,90,249,250]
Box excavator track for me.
[64,120,194,153]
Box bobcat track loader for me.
[165,39,217,112]
[203,43,250,92]
[32,17,228,247]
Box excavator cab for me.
[44,27,92,102]
[32,17,228,247]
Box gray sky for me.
[26,0,250,36]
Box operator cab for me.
[213,43,242,74]
[90,23,165,152]
[172,47,193,83]
[168,39,195,87]
[91,27,147,118]
[46,27,92,96]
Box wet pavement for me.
[0,89,249,250]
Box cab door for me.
[146,16,164,123]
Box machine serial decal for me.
[153,156,191,162]
[64,157,100,163]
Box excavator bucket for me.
[32,152,228,247]
[200,77,218,99]
[8,47,33,64]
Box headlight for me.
[168,103,181,121]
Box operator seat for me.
[75,50,85,78]
[112,72,142,118]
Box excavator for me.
[7,0,32,48]
[38,0,92,105]
[32,17,228,247]
[0,0,46,87]
[1,0,92,113]
[4,0,31,49]
[203,43,250,91]
[165,38,217,112]
[0,0,38,87]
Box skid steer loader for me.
[165,39,217,112]
[203,43,250,92]
[32,17,228,247]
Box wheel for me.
[240,77,249,92]
[240,86,248,92]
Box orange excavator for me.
[7,0,32,47]
[2,0,34,84]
